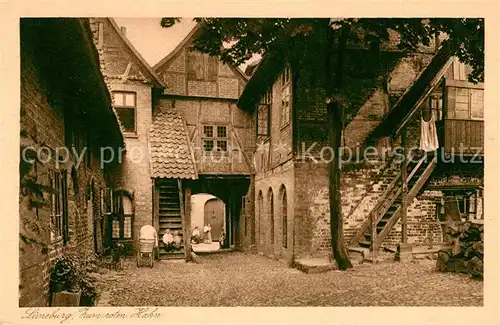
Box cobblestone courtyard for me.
[98,252,483,307]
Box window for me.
[471,89,484,119]
[187,51,218,82]
[49,169,69,243]
[112,191,134,240]
[447,87,484,120]
[452,58,469,81]
[100,187,113,216]
[268,188,274,246]
[429,93,443,121]
[458,194,477,220]
[203,125,228,152]
[257,191,263,245]
[280,66,291,127]
[280,186,287,248]
[257,90,271,137]
[113,91,136,133]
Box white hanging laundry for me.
[420,115,440,152]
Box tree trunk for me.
[324,22,352,270]
[327,101,352,270]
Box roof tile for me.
[150,103,197,180]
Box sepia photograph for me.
[16,16,487,311]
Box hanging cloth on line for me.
[420,114,440,152]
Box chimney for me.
[120,26,127,35]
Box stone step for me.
[158,251,185,260]
[294,257,337,274]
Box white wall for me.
[190,194,226,235]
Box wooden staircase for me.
[350,152,437,253]
[157,179,185,260]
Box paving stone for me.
[99,252,482,306]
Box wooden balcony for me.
[437,119,484,155]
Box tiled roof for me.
[150,106,198,180]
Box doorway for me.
[204,198,225,240]
[190,193,226,252]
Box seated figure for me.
[162,229,174,252]
[173,230,182,250]
[191,226,201,244]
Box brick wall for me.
[90,18,156,246]
[109,82,153,244]
[293,159,397,258]
[20,47,116,307]
[254,160,295,263]
[384,190,444,247]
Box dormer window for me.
[113,91,136,134]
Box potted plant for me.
[79,273,99,306]
[50,255,79,293]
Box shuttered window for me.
[446,87,484,120]
[187,51,218,82]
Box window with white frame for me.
[113,91,136,133]
[49,169,69,243]
[280,66,291,127]
[203,125,228,152]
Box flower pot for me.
[67,280,80,293]
[80,295,95,306]
[51,281,67,293]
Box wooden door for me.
[204,198,225,240]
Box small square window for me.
[203,126,213,138]
[125,93,135,106]
[203,140,214,152]
[114,93,124,106]
[216,140,227,152]
[217,126,227,138]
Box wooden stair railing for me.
[351,152,437,251]
[373,156,437,250]
[344,155,399,229]
[349,167,402,245]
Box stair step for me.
[159,195,179,199]
[359,241,371,248]
[159,201,180,206]
[158,252,185,260]
[159,209,180,213]
[160,218,182,223]
[159,209,181,213]
[159,211,181,216]
[159,224,183,230]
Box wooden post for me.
[184,185,192,260]
[401,127,408,244]
[153,180,159,233]
[371,211,377,260]
[178,179,191,262]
